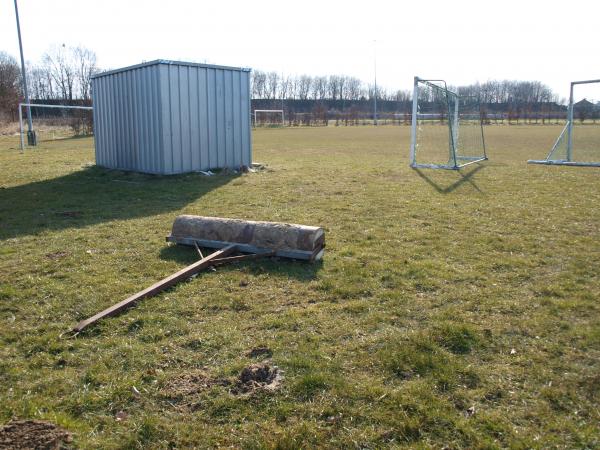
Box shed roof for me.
[92,59,251,79]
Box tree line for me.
[0,44,587,126]
[252,70,410,103]
[252,70,564,108]
[251,72,573,126]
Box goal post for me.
[410,76,487,170]
[19,103,94,151]
[528,79,600,167]
[253,109,285,127]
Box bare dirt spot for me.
[162,364,283,406]
[234,363,283,394]
[246,347,273,359]
[161,371,230,399]
[45,251,69,260]
[0,420,72,450]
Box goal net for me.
[19,103,94,150]
[528,79,600,167]
[410,77,487,169]
[253,109,285,127]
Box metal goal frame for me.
[410,76,487,170]
[528,79,600,167]
[253,109,285,128]
[18,103,93,151]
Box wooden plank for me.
[72,244,237,332]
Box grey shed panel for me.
[92,60,252,175]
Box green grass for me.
[1,125,599,448]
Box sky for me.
[2,0,599,100]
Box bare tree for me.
[265,72,279,100]
[312,76,327,100]
[297,75,312,100]
[328,75,343,101]
[251,70,266,99]
[43,44,77,100]
[0,52,22,121]
[27,63,55,100]
[279,74,290,100]
[74,46,97,100]
[346,77,363,100]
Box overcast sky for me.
[2,0,599,99]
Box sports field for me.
[0,125,598,448]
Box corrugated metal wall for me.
[92,60,252,174]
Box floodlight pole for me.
[373,40,378,126]
[14,0,36,146]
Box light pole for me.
[373,40,378,126]
[14,0,36,146]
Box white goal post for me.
[19,103,94,151]
[410,76,487,170]
[528,79,600,167]
[253,109,285,127]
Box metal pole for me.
[445,88,457,168]
[567,82,574,162]
[373,40,378,126]
[409,77,419,166]
[479,96,487,159]
[19,103,24,151]
[14,0,35,145]
[453,97,459,154]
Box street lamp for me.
[14,0,36,146]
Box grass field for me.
[0,125,599,449]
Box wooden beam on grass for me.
[72,244,237,333]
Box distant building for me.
[573,98,597,122]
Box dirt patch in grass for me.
[0,420,72,449]
[234,363,283,394]
[161,371,230,399]
[45,251,69,260]
[162,364,283,403]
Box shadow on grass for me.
[0,165,237,240]
[413,164,485,194]
[159,244,323,281]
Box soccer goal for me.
[254,109,285,127]
[410,77,487,170]
[528,79,600,167]
[19,103,94,150]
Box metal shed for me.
[92,60,252,174]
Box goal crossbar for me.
[18,103,93,151]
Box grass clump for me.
[291,373,329,400]
[432,323,480,354]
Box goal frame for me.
[410,76,487,170]
[18,103,94,151]
[253,109,285,127]
[528,79,600,167]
